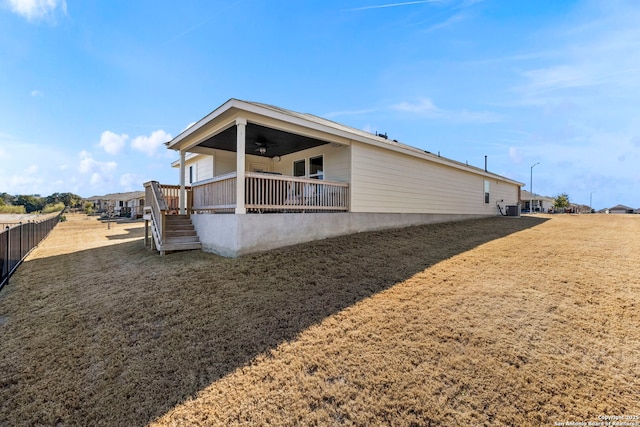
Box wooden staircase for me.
[161,215,202,253]
[144,181,201,255]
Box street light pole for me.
[530,162,540,213]
[590,191,596,213]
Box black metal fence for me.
[0,212,63,292]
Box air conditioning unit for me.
[506,205,520,217]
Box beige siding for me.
[213,150,236,176]
[182,146,352,181]
[350,142,519,214]
[272,143,350,182]
[182,154,216,184]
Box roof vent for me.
[375,131,388,140]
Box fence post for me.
[19,222,23,260]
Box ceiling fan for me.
[253,136,272,155]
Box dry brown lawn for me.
[0,213,638,426]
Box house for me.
[520,190,555,213]
[607,204,635,214]
[123,191,145,218]
[86,191,145,218]
[144,99,524,256]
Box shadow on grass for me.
[0,216,547,426]
[106,226,146,240]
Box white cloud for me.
[182,122,197,132]
[362,124,376,134]
[131,129,172,157]
[345,0,441,12]
[515,2,640,106]
[99,131,129,155]
[120,173,145,191]
[392,98,502,123]
[6,0,67,21]
[30,90,43,97]
[508,147,523,164]
[324,108,379,119]
[78,151,117,186]
[90,173,102,185]
[422,12,466,33]
[393,98,439,115]
[25,164,39,174]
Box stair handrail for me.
[144,181,168,250]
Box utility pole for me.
[530,162,540,213]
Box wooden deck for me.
[144,173,349,254]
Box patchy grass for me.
[0,213,639,426]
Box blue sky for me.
[1,0,639,209]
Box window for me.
[293,159,305,177]
[309,155,324,180]
[484,180,490,204]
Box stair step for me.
[167,224,195,231]
[161,242,202,252]
[165,236,200,244]
[165,218,192,224]
[166,230,197,237]
[165,215,191,221]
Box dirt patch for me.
[0,213,638,426]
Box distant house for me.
[607,204,635,214]
[145,98,524,256]
[520,190,555,213]
[85,191,145,218]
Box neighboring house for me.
[145,98,524,256]
[123,192,145,218]
[86,191,145,218]
[571,204,591,214]
[607,204,635,214]
[520,190,555,213]
[85,195,109,213]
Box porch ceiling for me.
[197,123,330,157]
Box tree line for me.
[0,192,84,214]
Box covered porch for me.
[144,100,353,254]
[169,102,353,216]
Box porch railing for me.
[191,172,349,213]
[191,172,237,213]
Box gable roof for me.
[520,190,555,202]
[609,204,634,211]
[167,98,524,187]
[86,191,145,202]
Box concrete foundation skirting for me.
[191,212,488,257]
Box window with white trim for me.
[484,180,490,204]
[309,155,324,180]
[293,159,305,177]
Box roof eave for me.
[166,99,525,187]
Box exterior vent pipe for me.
[484,155,488,172]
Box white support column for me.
[235,118,247,214]
[179,150,186,215]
